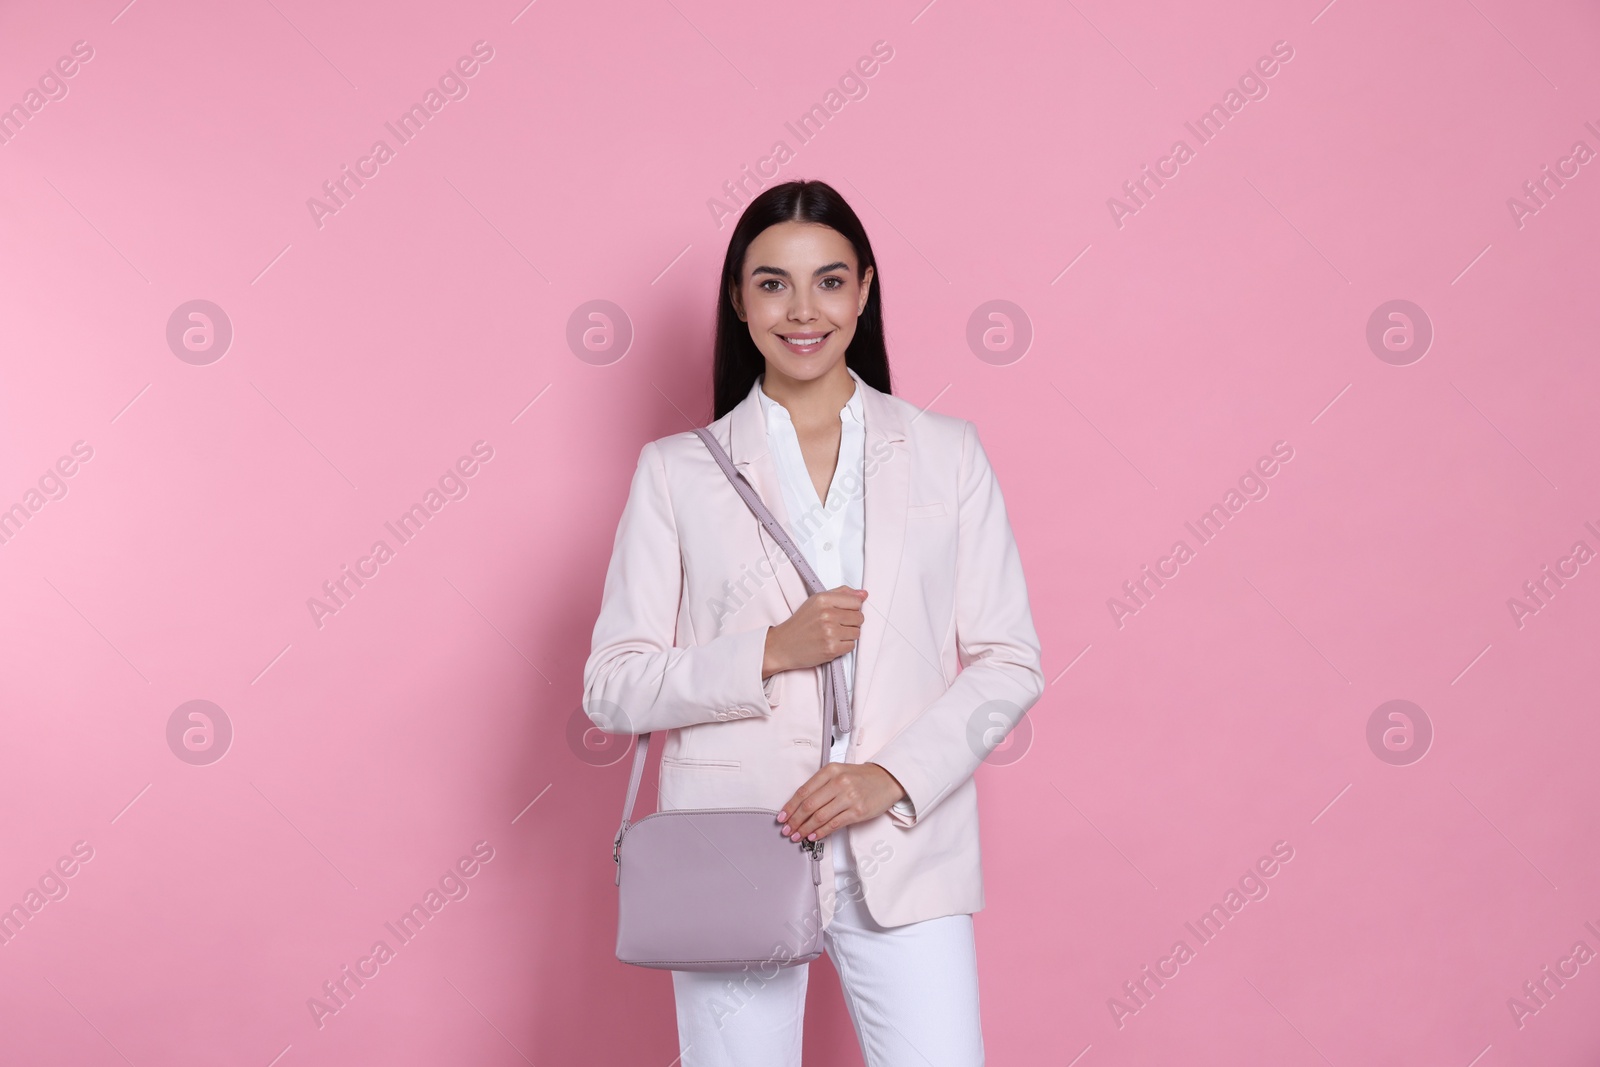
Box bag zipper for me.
[618,807,826,880]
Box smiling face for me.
[731,220,874,388]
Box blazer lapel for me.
[728,381,811,616]
[725,372,912,722]
[853,379,910,718]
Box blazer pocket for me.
[661,756,742,771]
[906,501,947,519]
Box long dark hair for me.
[711,180,891,419]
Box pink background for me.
[2,0,1598,1063]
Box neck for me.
[760,360,856,429]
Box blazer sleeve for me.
[583,439,780,735]
[869,419,1045,826]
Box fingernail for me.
[776,810,787,821]
[790,833,800,842]
[807,833,818,841]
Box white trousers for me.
[670,861,985,1066]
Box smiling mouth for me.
[779,331,832,353]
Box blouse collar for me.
[757,364,865,428]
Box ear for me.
[730,280,746,322]
[857,265,875,315]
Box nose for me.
[788,288,820,323]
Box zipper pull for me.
[800,837,824,885]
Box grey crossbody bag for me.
[611,426,853,971]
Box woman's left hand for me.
[777,762,907,844]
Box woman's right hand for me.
[762,586,868,678]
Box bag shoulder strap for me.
[689,427,852,739]
[612,426,854,847]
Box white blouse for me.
[756,365,912,869]
[756,367,866,721]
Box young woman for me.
[583,180,1045,1066]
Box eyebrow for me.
[749,261,851,279]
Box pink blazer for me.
[583,373,1045,929]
